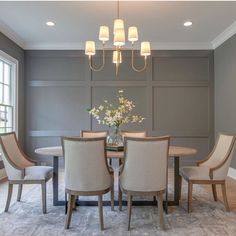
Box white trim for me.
[24,41,213,50]
[212,21,236,49]
[227,167,236,180]
[0,50,19,137]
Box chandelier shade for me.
[114,28,125,46]
[99,26,109,42]
[128,27,138,42]
[113,19,124,33]
[85,41,95,56]
[141,42,151,56]
[113,50,122,64]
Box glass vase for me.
[107,126,123,146]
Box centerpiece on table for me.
[88,90,145,146]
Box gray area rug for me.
[0,170,236,236]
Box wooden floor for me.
[202,176,236,210]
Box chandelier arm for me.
[88,47,105,72]
[131,49,147,73]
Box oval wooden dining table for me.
[35,145,197,207]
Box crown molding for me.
[24,42,85,50]
[0,20,25,49]
[24,41,213,50]
[150,42,213,50]
[211,21,236,49]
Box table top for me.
[35,145,197,159]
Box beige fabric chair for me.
[0,132,53,214]
[80,130,108,138]
[62,137,113,230]
[119,136,170,230]
[118,130,147,210]
[121,130,147,139]
[180,133,236,213]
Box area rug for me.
[0,170,236,236]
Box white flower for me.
[88,90,145,127]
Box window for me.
[0,50,18,134]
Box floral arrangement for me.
[88,90,145,128]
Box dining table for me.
[35,145,197,208]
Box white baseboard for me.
[228,167,236,180]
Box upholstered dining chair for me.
[180,133,236,213]
[119,130,147,211]
[80,130,108,138]
[0,132,53,214]
[121,130,147,139]
[62,137,113,230]
[80,130,114,211]
[119,136,170,230]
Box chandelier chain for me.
[117,0,120,18]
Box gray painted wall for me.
[215,34,236,168]
[0,33,24,176]
[25,50,214,167]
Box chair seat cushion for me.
[24,166,53,181]
[180,166,210,181]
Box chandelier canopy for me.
[85,0,151,75]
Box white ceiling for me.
[0,1,236,50]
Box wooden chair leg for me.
[221,182,230,212]
[111,182,114,211]
[212,184,218,201]
[118,185,122,211]
[179,175,182,200]
[65,194,75,229]
[72,196,77,211]
[157,193,165,230]
[5,183,13,212]
[127,193,133,231]
[17,184,23,202]
[98,195,104,230]
[187,182,193,213]
[165,186,168,214]
[65,192,68,214]
[41,182,47,214]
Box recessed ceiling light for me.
[184,21,192,27]
[46,21,55,27]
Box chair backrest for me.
[80,130,108,138]
[0,132,33,168]
[200,133,236,180]
[121,130,146,138]
[120,136,170,192]
[0,132,33,180]
[62,137,111,192]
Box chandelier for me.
[85,0,151,75]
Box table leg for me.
[53,156,59,206]
[174,156,180,205]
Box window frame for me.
[0,50,19,136]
